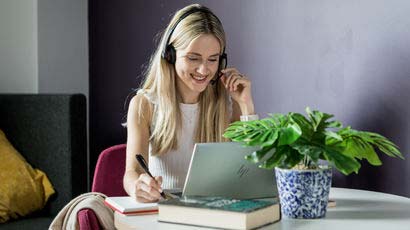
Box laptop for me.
[180,142,277,199]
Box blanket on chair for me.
[49,192,114,230]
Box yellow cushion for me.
[0,129,55,223]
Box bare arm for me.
[219,68,255,123]
[123,94,163,202]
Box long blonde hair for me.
[138,4,230,155]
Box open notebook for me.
[104,197,158,215]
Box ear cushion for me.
[164,45,177,64]
[218,53,227,72]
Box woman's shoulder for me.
[130,91,149,107]
[128,90,154,124]
[136,89,158,105]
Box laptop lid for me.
[182,142,277,199]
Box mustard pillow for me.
[0,129,55,223]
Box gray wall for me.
[0,0,88,96]
[37,0,89,96]
[0,0,38,93]
[90,0,410,196]
[204,0,410,196]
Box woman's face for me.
[175,34,221,99]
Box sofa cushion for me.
[0,94,88,217]
[0,129,55,223]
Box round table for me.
[265,187,410,230]
[114,187,410,230]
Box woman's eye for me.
[208,59,218,62]
[187,57,199,61]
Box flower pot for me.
[275,166,332,219]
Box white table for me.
[114,188,410,230]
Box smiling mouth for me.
[190,74,207,82]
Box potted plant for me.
[223,107,404,219]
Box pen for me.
[135,154,167,199]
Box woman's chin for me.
[190,80,209,91]
[190,85,207,94]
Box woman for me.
[123,4,258,203]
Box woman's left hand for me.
[220,68,254,113]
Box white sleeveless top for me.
[138,90,198,190]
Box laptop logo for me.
[237,165,249,178]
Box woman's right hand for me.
[132,173,163,203]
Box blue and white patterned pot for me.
[275,166,332,219]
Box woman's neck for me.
[176,81,200,104]
[178,91,199,104]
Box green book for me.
[158,196,281,230]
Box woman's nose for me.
[197,62,210,75]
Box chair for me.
[77,144,127,230]
[0,94,88,230]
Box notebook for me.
[104,196,158,215]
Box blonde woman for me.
[124,4,258,203]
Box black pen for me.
[135,154,167,199]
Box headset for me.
[161,6,227,85]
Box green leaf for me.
[271,113,286,122]
[367,132,404,159]
[305,107,334,132]
[325,131,343,142]
[290,113,314,138]
[259,146,287,169]
[291,143,323,162]
[326,120,343,128]
[281,147,305,168]
[258,119,273,129]
[338,128,404,161]
[242,132,262,143]
[343,138,382,166]
[261,130,278,148]
[247,130,271,146]
[322,146,361,175]
[278,123,302,146]
[227,133,247,140]
[245,145,274,163]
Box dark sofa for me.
[0,94,88,229]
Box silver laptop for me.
[181,142,277,199]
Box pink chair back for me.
[92,144,128,196]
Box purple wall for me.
[89,0,410,196]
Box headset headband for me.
[162,6,226,58]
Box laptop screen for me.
[181,142,277,199]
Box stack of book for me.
[158,196,280,230]
[105,195,281,230]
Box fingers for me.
[231,77,243,91]
[155,176,163,187]
[140,174,162,191]
[220,67,238,74]
[135,190,159,203]
[220,68,250,92]
[134,173,163,203]
[137,183,162,200]
[220,75,227,86]
[130,180,154,203]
